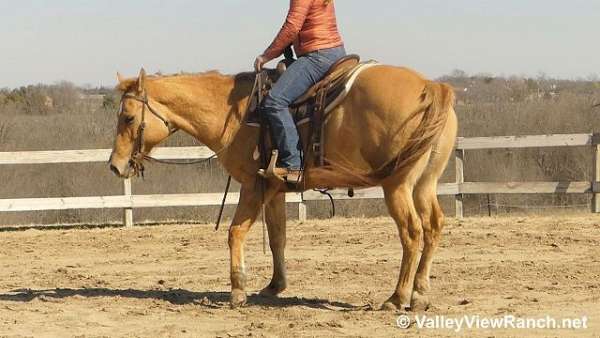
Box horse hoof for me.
[230,289,247,308]
[381,295,409,311]
[259,282,286,297]
[410,291,431,312]
[381,297,404,311]
[381,301,400,311]
[259,286,284,297]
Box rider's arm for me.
[263,0,313,61]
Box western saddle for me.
[247,52,362,179]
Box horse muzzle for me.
[108,156,134,178]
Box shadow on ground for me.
[0,288,366,311]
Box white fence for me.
[0,133,598,226]
[454,133,600,217]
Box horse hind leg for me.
[381,152,430,311]
[411,178,444,311]
[411,109,457,311]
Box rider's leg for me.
[261,46,346,171]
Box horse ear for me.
[116,72,125,84]
[137,68,147,92]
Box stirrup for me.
[257,150,286,182]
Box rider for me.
[254,0,346,184]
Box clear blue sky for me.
[1,0,599,88]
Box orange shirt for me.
[263,0,344,60]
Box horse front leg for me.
[228,185,262,308]
[228,182,281,308]
[259,192,288,297]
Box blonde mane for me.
[116,70,233,93]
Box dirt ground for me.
[0,215,599,338]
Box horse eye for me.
[124,116,135,124]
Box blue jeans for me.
[262,46,347,170]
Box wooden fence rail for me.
[0,133,598,226]
[453,133,600,217]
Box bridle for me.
[119,92,178,177]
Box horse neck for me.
[147,73,252,152]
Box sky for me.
[1,0,599,88]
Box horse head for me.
[109,68,176,178]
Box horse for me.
[109,65,458,311]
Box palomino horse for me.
[109,66,457,311]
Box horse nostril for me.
[110,164,121,176]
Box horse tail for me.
[371,81,455,180]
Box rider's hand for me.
[254,55,268,72]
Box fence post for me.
[455,149,465,218]
[298,199,307,223]
[123,178,133,227]
[593,133,600,213]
